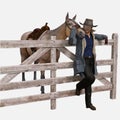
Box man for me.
[69,18,108,110]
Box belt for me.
[84,56,93,59]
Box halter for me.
[65,18,81,30]
[65,18,83,38]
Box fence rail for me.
[0,33,118,109]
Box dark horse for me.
[20,13,85,93]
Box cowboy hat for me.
[80,18,98,27]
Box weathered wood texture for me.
[0,33,118,109]
[110,33,118,99]
[0,48,50,83]
[0,60,113,74]
[0,39,114,48]
[50,36,57,109]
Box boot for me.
[75,85,81,96]
[86,104,96,110]
[76,77,89,96]
[85,86,96,110]
[76,78,88,90]
[75,80,85,96]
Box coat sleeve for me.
[68,27,85,75]
[94,33,108,44]
[73,37,85,75]
[94,33,107,40]
[68,27,77,45]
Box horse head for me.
[65,13,85,37]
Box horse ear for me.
[72,14,76,20]
[66,12,69,20]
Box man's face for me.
[83,25,92,34]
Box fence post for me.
[50,36,57,109]
[110,33,118,99]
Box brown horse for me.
[20,22,50,82]
[20,13,85,93]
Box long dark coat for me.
[69,27,108,76]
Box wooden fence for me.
[0,33,118,109]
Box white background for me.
[0,0,120,119]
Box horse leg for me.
[20,48,29,81]
[40,71,45,94]
[34,71,37,80]
[22,72,25,81]
[33,61,37,80]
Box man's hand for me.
[105,37,108,45]
[77,28,85,39]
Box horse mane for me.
[27,22,50,40]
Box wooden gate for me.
[0,33,118,109]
